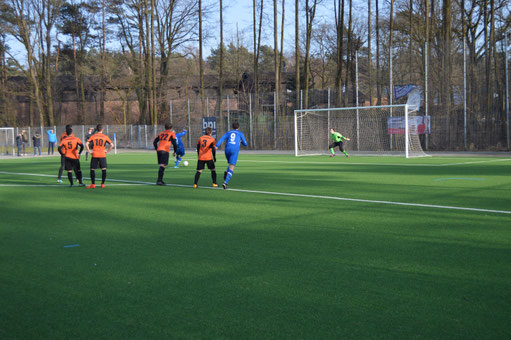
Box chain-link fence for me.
[2,86,511,154]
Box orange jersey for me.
[197,135,216,161]
[59,135,83,159]
[87,133,113,158]
[60,132,74,142]
[156,130,176,152]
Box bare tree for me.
[199,0,204,115]
[2,0,47,125]
[218,0,224,130]
[253,0,263,118]
[295,0,300,108]
[368,0,372,105]
[274,0,280,115]
[335,0,345,106]
[304,0,318,109]
[344,0,352,105]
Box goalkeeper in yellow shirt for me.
[329,128,350,158]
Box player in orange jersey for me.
[193,127,217,188]
[57,126,84,187]
[153,123,177,185]
[85,124,113,189]
[57,125,74,183]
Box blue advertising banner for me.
[388,115,431,134]
[202,117,217,139]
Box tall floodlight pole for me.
[505,32,509,150]
[463,36,467,150]
[356,50,360,150]
[389,46,393,151]
[425,42,429,150]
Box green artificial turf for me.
[1,153,510,339]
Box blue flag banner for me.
[394,85,416,100]
[202,117,217,139]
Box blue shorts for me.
[176,147,185,157]
[225,150,239,165]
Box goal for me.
[294,105,428,158]
[0,128,15,156]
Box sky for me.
[5,0,370,63]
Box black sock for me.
[58,168,63,180]
[194,172,201,185]
[90,170,95,184]
[77,171,83,184]
[158,166,165,182]
[211,170,217,185]
[67,172,73,185]
[224,171,227,180]
[101,170,107,184]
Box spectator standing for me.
[21,130,28,155]
[33,133,42,156]
[85,127,95,160]
[16,133,22,156]
[47,129,57,155]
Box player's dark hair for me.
[65,124,72,130]
[96,124,103,132]
[232,122,240,129]
[66,126,73,135]
[165,123,172,130]
[205,127,212,135]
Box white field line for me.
[237,158,511,167]
[1,171,510,215]
[0,183,145,187]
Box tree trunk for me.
[376,0,380,104]
[274,0,280,116]
[304,0,318,109]
[425,0,430,116]
[368,0,372,105]
[389,0,394,106]
[344,0,352,106]
[72,34,83,124]
[295,0,300,108]
[409,0,413,83]
[442,0,452,142]
[100,0,106,122]
[335,0,345,106]
[218,0,224,132]
[151,0,157,125]
[199,0,205,116]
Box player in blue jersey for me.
[174,129,187,168]
[215,122,248,189]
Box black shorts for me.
[157,151,169,166]
[196,160,215,170]
[329,141,344,152]
[64,158,81,171]
[91,157,107,169]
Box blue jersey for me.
[216,130,247,152]
[175,130,187,149]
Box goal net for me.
[294,105,428,158]
[0,128,15,156]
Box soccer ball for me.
[183,161,189,167]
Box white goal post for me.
[294,104,428,158]
[0,128,15,156]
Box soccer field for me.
[1,152,510,338]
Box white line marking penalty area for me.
[0,171,510,215]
